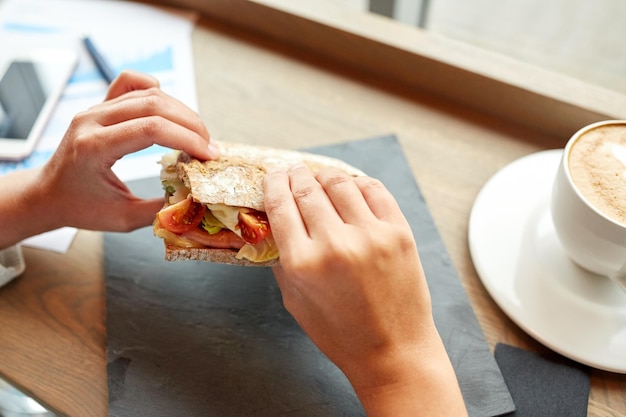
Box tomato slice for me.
[238,210,271,244]
[158,197,206,234]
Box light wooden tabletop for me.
[0,13,624,417]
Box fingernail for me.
[266,166,285,174]
[207,142,221,159]
[288,162,308,172]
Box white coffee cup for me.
[551,120,626,291]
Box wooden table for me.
[0,9,624,417]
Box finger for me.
[84,87,215,161]
[316,168,375,224]
[91,115,214,163]
[104,197,164,232]
[264,168,310,257]
[105,70,160,100]
[125,197,166,229]
[354,176,408,225]
[287,163,343,237]
[97,88,210,144]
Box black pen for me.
[82,36,115,84]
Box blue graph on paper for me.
[0,0,199,180]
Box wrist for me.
[344,330,468,417]
[0,167,64,248]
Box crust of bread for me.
[164,243,279,267]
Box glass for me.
[332,0,626,95]
[0,375,57,416]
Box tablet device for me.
[0,48,78,161]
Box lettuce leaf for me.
[236,236,279,262]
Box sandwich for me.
[153,141,365,266]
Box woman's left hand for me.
[40,70,218,232]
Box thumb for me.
[121,198,165,231]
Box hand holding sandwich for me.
[0,68,467,414]
[264,164,468,417]
[0,70,219,249]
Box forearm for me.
[0,167,62,249]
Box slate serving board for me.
[105,135,514,417]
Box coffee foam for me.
[568,124,626,225]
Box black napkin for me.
[104,135,514,417]
[495,343,590,417]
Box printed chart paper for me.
[0,0,198,251]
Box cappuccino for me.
[568,123,626,225]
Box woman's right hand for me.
[263,164,468,416]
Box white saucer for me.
[469,150,626,373]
